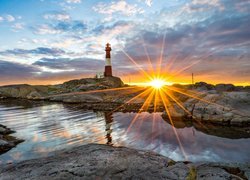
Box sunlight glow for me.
[50,34,231,163]
[149,79,167,89]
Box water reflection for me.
[162,117,250,139]
[104,112,113,145]
[0,100,250,164]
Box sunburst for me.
[148,78,168,89]
[60,36,228,161]
[116,35,231,161]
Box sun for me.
[149,79,167,89]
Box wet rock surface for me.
[0,144,249,180]
[0,125,24,155]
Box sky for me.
[0,0,249,86]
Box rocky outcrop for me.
[49,93,104,103]
[194,82,215,91]
[163,91,250,126]
[0,125,14,135]
[61,76,124,92]
[173,82,250,92]
[215,84,235,92]
[0,77,124,100]
[48,86,145,104]
[0,125,24,155]
[0,84,49,100]
[0,144,249,180]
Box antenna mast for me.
[192,73,194,85]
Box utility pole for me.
[192,73,194,85]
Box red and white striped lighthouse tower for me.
[104,43,112,77]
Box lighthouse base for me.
[104,66,112,77]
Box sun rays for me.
[56,35,228,161]
[114,35,230,160]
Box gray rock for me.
[27,91,43,99]
[196,164,237,180]
[1,144,249,180]
[0,144,181,180]
[244,86,250,92]
[49,93,104,103]
[0,125,14,135]
[62,76,124,91]
[0,84,49,99]
[0,124,24,154]
[0,139,8,146]
[0,76,124,100]
[162,91,250,126]
[194,82,215,91]
[215,84,235,92]
[63,94,104,103]
[0,127,7,134]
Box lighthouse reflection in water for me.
[0,101,250,164]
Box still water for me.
[0,100,249,164]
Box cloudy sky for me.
[0,0,249,85]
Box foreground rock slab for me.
[1,144,249,180]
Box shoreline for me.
[0,78,249,128]
[1,96,250,127]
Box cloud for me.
[58,0,81,10]
[145,0,153,7]
[65,0,81,4]
[0,60,39,84]
[110,12,250,83]
[1,0,249,85]
[0,14,16,23]
[93,1,144,16]
[32,21,87,35]
[137,0,153,7]
[56,21,87,32]
[0,57,104,85]
[32,57,104,82]
[224,0,250,14]
[0,46,86,64]
[32,24,61,35]
[5,14,15,22]
[78,20,135,58]
[11,23,25,32]
[33,57,103,71]
[192,0,222,8]
[187,0,224,12]
[93,21,133,35]
[43,12,71,21]
[0,47,66,57]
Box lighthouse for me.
[104,43,112,77]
